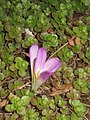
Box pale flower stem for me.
[49,42,68,58]
[32,81,41,93]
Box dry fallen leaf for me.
[51,73,57,78]
[0,100,7,108]
[68,38,74,46]
[25,28,34,37]
[50,83,73,96]
[47,28,51,33]
[75,37,81,44]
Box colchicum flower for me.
[29,44,62,92]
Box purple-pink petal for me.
[29,44,39,73]
[34,48,47,76]
[42,57,62,73]
[39,71,52,83]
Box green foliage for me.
[71,112,83,120]
[40,32,58,48]
[58,99,67,108]
[26,15,37,28]
[8,43,16,53]
[56,113,70,120]
[66,89,80,99]
[22,109,39,120]
[0,0,90,119]
[1,50,14,64]
[0,21,4,32]
[5,93,32,115]
[80,0,90,6]
[86,47,90,60]
[58,47,74,62]
[31,95,51,110]
[5,23,21,38]
[0,33,4,46]
[71,44,81,53]
[75,68,87,78]
[48,0,58,6]
[73,24,88,44]
[22,35,38,48]
[0,86,9,97]
[0,59,5,69]
[15,57,29,77]
[37,13,50,29]
[61,66,74,81]
[4,69,11,76]
[0,73,5,80]
[13,80,24,89]
[73,78,89,93]
[69,100,86,117]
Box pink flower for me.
[29,44,62,92]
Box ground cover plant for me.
[0,0,90,120]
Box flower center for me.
[36,70,40,80]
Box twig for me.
[18,82,31,89]
[49,42,68,58]
[0,78,8,85]
[13,82,31,91]
[0,113,12,115]
[22,42,69,59]
[49,35,76,58]
[83,103,90,108]
[84,116,89,120]
[9,76,31,83]
[0,76,31,85]
[22,51,30,57]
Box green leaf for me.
[18,68,26,77]
[14,80,23,89]
[15,57,23,69]
[4,70,11,76]
[48,0,58,6]
[71,100,80,107]
[21,60,29,69]
[21,96,31,106]
[5,104,13,112]
[86,48,90,60]
[17,107,26,115]
[82,87,89,94]
[71,112,83,120]
[0,73,5,80]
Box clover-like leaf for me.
[21,96,31,106]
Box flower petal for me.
[42,58,62,73]
[39,71,52,83]
[29,44,39,74]
[34,48,47,77]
